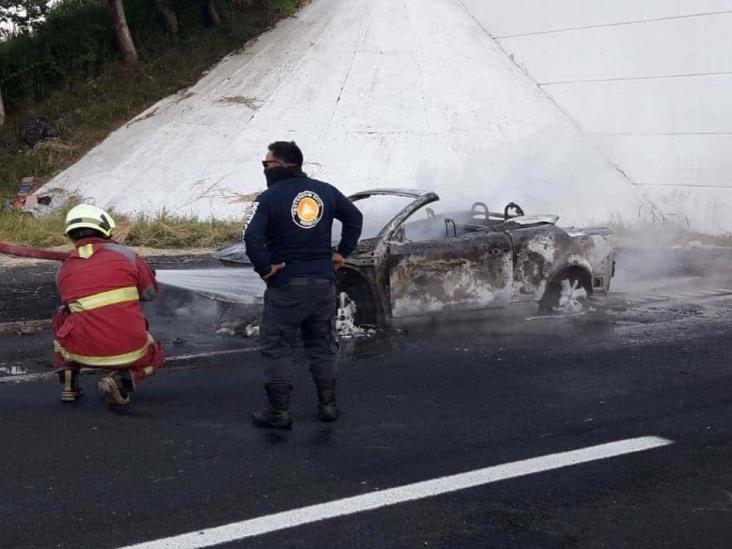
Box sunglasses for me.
[262,160,284,168]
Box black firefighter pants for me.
[260,277,338,385]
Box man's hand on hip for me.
[263,262,286,280]
[332,252,346,271]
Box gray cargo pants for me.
[260,277,338,384]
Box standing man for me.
[54,204,165,406]
[244,141,363,429]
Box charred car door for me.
[507,223,568,303]
[387,232,513,318]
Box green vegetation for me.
[0,0,301,247]
[0,0,301,199]
[0,203,78,248]
[0,200,241,248]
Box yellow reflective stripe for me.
[77,244,95,259]
[68,286,139,313]
[54,333,154,366]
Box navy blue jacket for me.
[243,176,363,286]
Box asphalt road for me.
[1,248,731,548]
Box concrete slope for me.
[43,0,643,226]
[467,0,732,232]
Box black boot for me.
[58,369,83,403]
[252,383,293,429]
[315,379,339,422]
[98,372,131,406]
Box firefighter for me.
[54,204,164,406]
[244,141,363,429]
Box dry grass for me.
[0,205,241,249]
[119,212,241,248]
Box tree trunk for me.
[107,0,138,66]
[207,0,221,27]
[0,87,5,129]
[152,0,178,37]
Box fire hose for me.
[0,241,68,262]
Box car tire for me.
[336,271,379,328]
[539,271,591,314]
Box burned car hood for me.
[213,242,251,267]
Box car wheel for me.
[539,272,591,314]
[337,270,379,319]
[336,291,376,338]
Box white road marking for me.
[0,348,260,384]
[118,436,673,549]
[165,347,260,363]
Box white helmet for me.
[64,204,116,238]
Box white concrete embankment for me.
[42,0,644,228]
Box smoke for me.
[610,227,732,295]
[414,125,644,229]
[329,124,644,245]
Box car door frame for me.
[385,230,514,319]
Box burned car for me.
[216,189,615,327]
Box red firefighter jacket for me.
[54,237,159,367]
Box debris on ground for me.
[0,364,29,376]
[20,117,58,148]
[215,315,260,338]
[2,176,59,214]
[212,294,376,342]
[0,319,53,335]
[215,326,237,337]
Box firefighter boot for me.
[252,383,292,429]
[98,372,132,406]
[59,369,83,403]
[315,378,339,422]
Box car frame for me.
[335,188,615,327]
[214,188,616,328]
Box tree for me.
[0,0,48,35]
[106,0,137,66]
[151,0,177,38]
[0,1,47,126]
[206,0,221,27]
[0,86,5,128]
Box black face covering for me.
[263,166,304,188]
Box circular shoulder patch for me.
[291,191,324,229]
